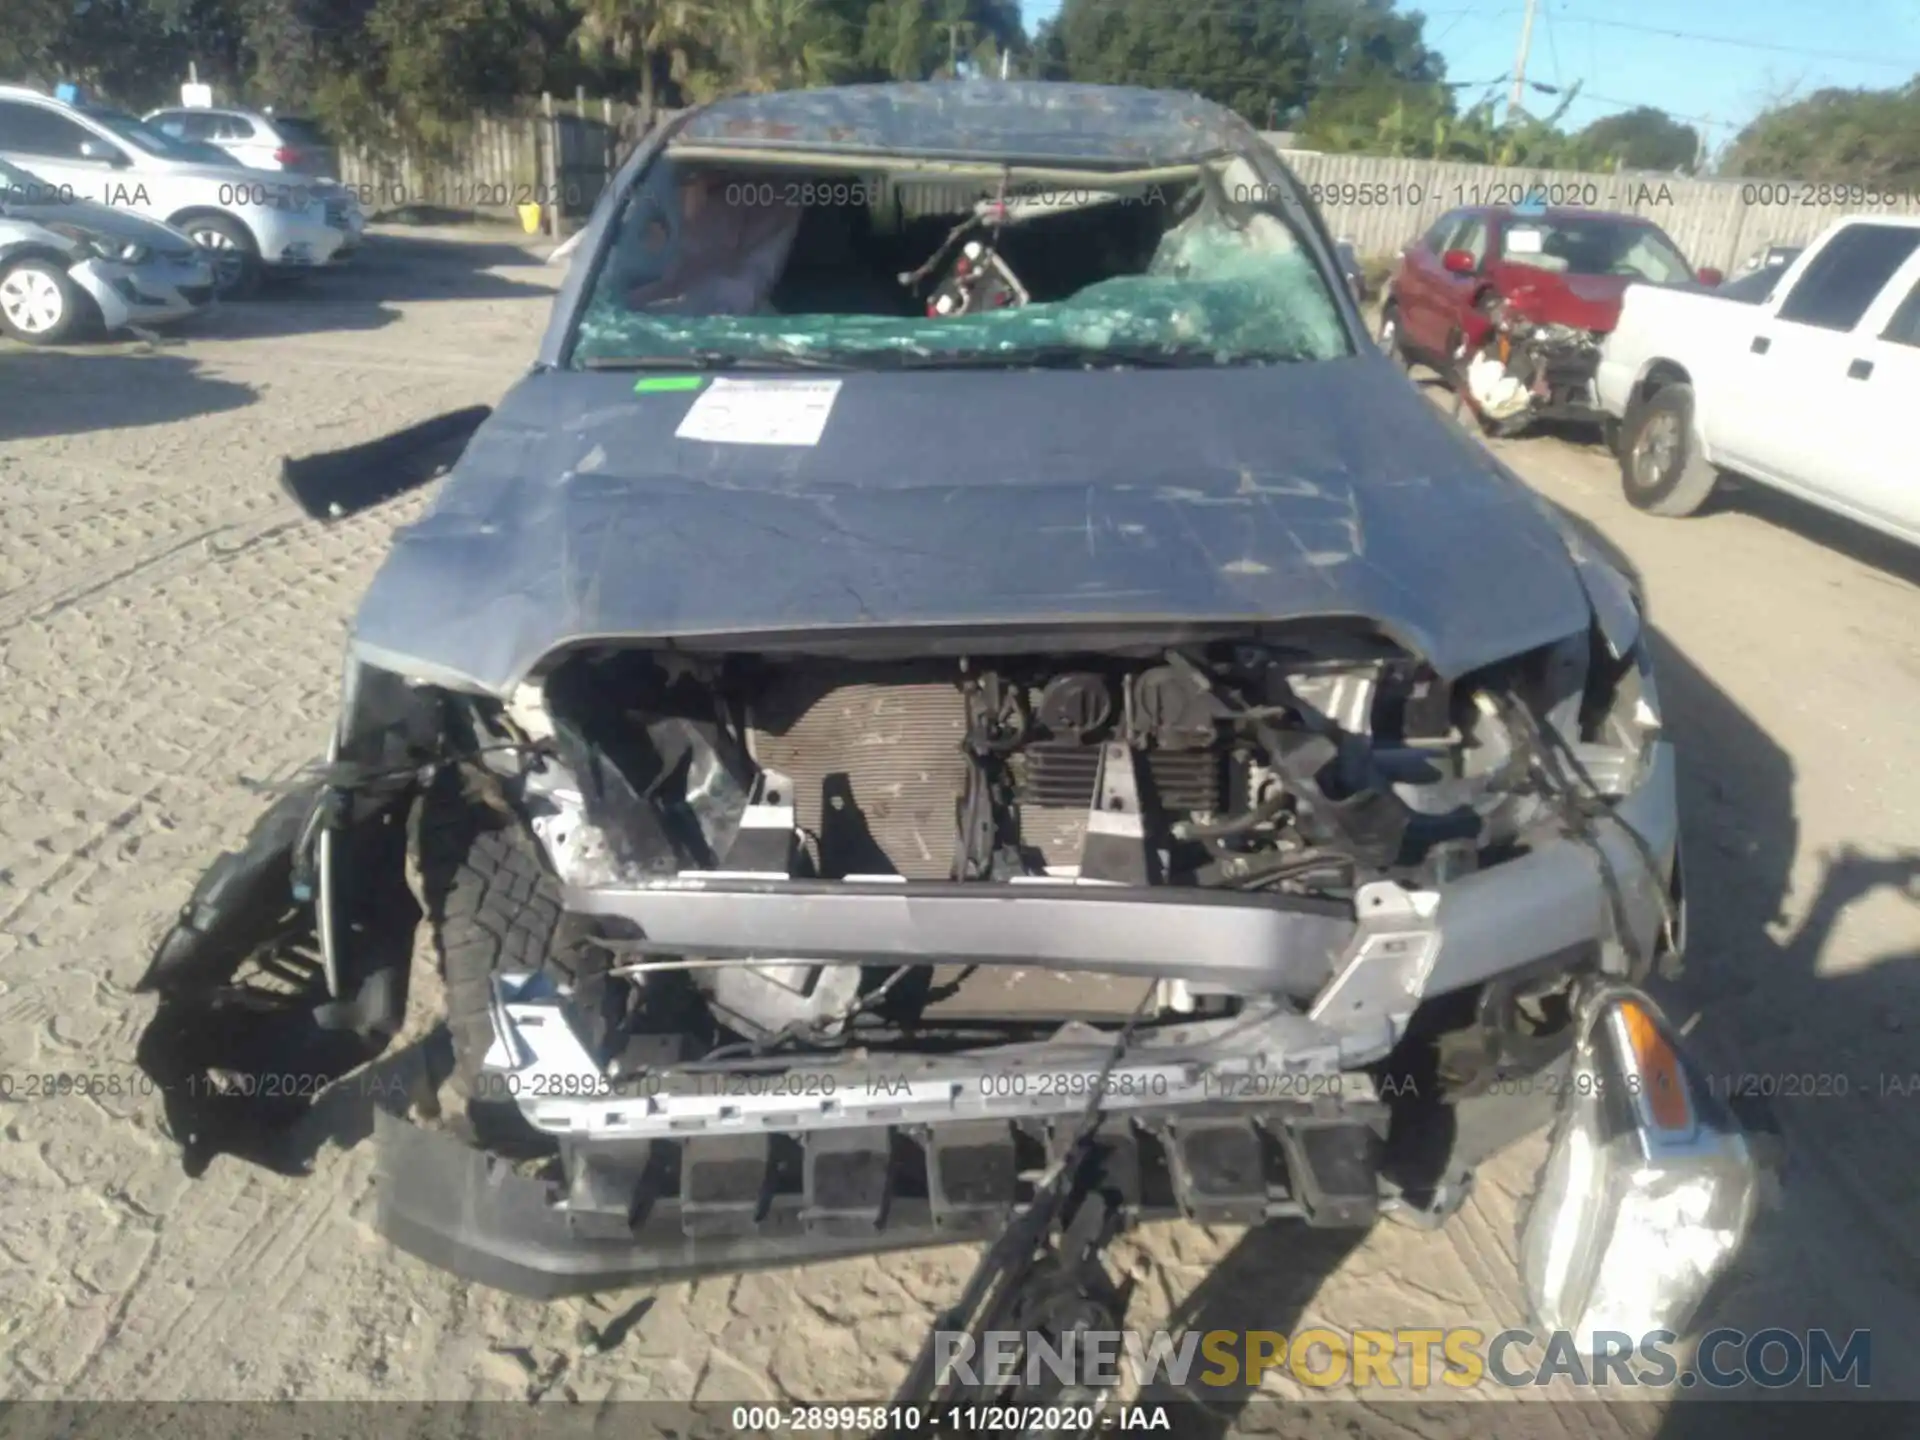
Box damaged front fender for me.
[133,655,447,1176]
[137,781,327,997]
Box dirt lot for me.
[2,230,1917,1422]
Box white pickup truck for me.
[1597,215,1920,548]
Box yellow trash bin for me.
[517,202,543,235]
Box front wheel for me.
[412,766,608,1137]
[179,214,262,299]
[0,257,88,344]
[1620,383,1719,517]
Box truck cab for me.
[1600,216,1920,547]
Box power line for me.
[1560,13,1920,71]
[1570,90,1744,130]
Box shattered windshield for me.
[568,156,1350,370]
[1499,217,1695,284]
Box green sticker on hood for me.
[634,375,706,393]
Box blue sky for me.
[1018,0,1920,157]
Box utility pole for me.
[1694,116,1710,174]
[1508,0,1539,118]
[945,21,975,78]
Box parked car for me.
[136,127,367,259]
[1716,244,1803,305]
[1733,241,1803,278]
[1378,204,1722,436]
[1600,215,1920,546]
[137,84,1761,1349]
[0,84,350,296]
[143,105,341,180]
[0,156,214,342]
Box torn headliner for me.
[346,355,1598,697]
[670,82,1256,166]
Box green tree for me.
[1570,105,1698,173]
[568,0,706,115]
[1721,77,1920,185]
[3,0,232,108]
[681,0,855,97]
[855,0,1022,80]
[297,0,572,155]
[1037,0,1316,126]
[1297,78,1453,154]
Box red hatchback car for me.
[1378,205,1721,436]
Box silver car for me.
[0,156,214,342]
[138,126,367,260]
[0,85,349,296]
[144,106,341,180]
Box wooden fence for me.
[332,94,658,229]
[328,103,1920,266]
[1262,139,1920,271]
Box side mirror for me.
[1695,266,1724,287]
[78,140,128,167]
[1441,248,1477,275]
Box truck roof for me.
[1821,214,1920,231]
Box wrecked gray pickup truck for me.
[137,82,1763,1339]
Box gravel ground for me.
[1,230,1917,1426]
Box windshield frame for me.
[1496,213,1698,284]
[553,128,1364,374]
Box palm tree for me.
[682,0,851,96]
[571,0,703,116]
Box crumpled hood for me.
[1493,264,1632,332]
[348,355,1595,695]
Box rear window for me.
[275,118,331,148]
[1497,217,1694,284]
[1775,223,1920,332]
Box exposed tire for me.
[175,212,262,299]
[0,257,87,344]
[1619,382,1719,517]
[413,766,605,1126]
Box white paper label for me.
[1506,227,1545,255]
[673,377,843,446]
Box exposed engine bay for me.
[1458,302,1607,429]
[471,637,1583,1054]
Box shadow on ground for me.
[1128,628,1918,1437]
[1407,362,1920,587]
[1700,477,1920,588]
[160,230,557,343]
[0,349,256,439]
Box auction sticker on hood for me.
[673,377,843,446]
